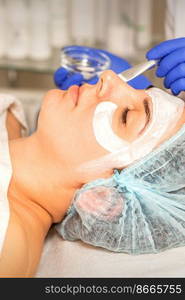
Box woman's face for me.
[37,70,185,181]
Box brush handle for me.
[118,59,157,82]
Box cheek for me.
[76,109,109,161]
[49,108,109,167]
[38,99,109,166]
[38,94,61,128]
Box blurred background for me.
[0,0,184,131]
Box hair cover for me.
[56,124,185,254]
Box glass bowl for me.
[60,45,111,80]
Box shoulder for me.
[0,196,51,277]
[0,210,30,277]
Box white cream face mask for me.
[92,88,184,168]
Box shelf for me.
[0,49,61,74]
[0,48,148,78]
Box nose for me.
[81,70,122,97]
[96,70,148,113]
[97,70,138,105]
[78,70,119,101]
[97,70,124,98]
[99,70,126,91]
[79,69,146,110]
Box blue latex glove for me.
[146,37,185,95]
[54,45,152,90]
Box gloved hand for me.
[146,37,185,95]
[54,45,152,90]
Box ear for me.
[75,186,124,221]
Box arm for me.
[0,110,47,277]
[0,211,31,277]
[0,110,27,276]
[0,206,49,277]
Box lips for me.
[96,78,104,95]
[68,85,80,105]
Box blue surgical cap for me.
[56,124,185,254]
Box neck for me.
[8,133,77,228]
